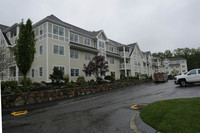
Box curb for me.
[130,112,159,133]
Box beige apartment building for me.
[1,14,185,83]
[152,57,188,75]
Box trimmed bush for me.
[49,67,64,84]
[1,80,18,91]
[63,74,69,84]
[20,78,32,86]
[76,76,86,86]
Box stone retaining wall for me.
[2,81,148,108]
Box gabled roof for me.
[2,32,11,46]
[46,14,101,38]
[0,24,11,46]
[108,39,124,47]
[145,51,151,55]
[127,43,137,49]
[0,24,9,31]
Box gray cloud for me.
[0,0,200,53]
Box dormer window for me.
[70,33,79,43]
[99,41,104,49]
[84,38,91,46]
[109,46,114,52]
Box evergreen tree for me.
[49,67,64,84]
[15,19,36,87]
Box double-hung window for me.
[53,25,58,35]
[85,73,91,77]
[54,66,65,74]
[70,33,78,43]
[53,45,64,55]
[110,58,114,64]
[39,25,43,35]
[99,41,104,49]
[111,71,115,77]
[59,27,64,36]
[53,24,64,36]
[85,53,91,60]
[39,45,43,55]
[84,38,91,46]
[71,69,79,77]
[109,46,114,52]
[31,69,34,78]
[70,50,78,59]
[39,67,43,77]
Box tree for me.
[164,50,173,58]
[15,19,36,87]
[83,55,109,80]
[49,67,64,84]
[152,52,165,59]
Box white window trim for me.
[39,66,43,77]
[70,49,79,59]
[110,71,116,76]
[52,44,65,56]
[30,68,35,79]
[39,25,44,35]
[70,68,80,77]
[109,45,114,53]
[70,33,79,43]
[85,52,91,61]
[110,58,114,64]
[52,65,66,75]
[84,37,91,46]
[39,44,43,56]
[85,72,92,77]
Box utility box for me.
[154,72,168,82]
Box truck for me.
[154,72,168,82]
[174,69,200,87]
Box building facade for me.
[0,15,185,83]
[152,57,188,75]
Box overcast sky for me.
[1,0,200,53]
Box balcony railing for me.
[120,63,131,70]
[119,52,130,58]
[152,62,161,66]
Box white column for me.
[123,46,127,77]
[16,65,19,81]
[16,26,20,37]
[46,22,49,82]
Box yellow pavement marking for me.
[11,110,28,116]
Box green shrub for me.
[2,87,12,94]
[88,79,97,85]
[49,67,64,84]
[63,74,69,84]
[105,74,115,82]
[66,81,78,88]
[140,74,148,80]
[1,81,18,91]
[120,74,125,80]
[97,77,103,84]
[20,78,32,87]
[76,76,86,86]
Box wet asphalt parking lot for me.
[2,80,200,133]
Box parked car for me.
[174,69,200,87]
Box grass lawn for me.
[140,97,200,133]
